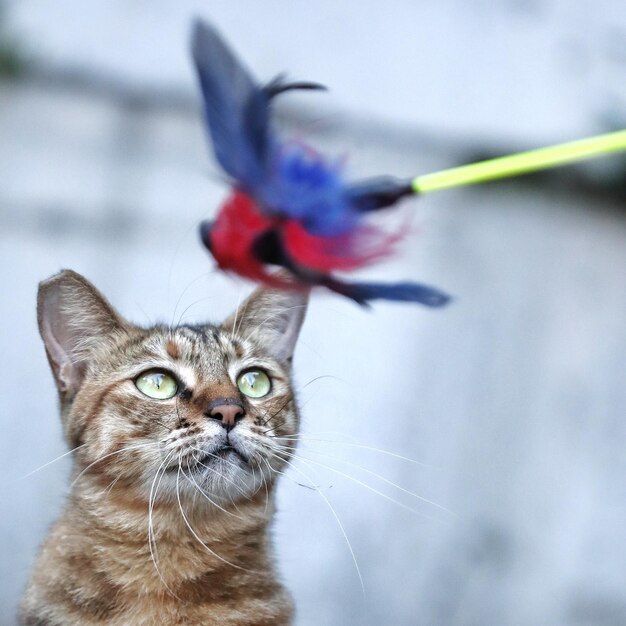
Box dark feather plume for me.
[191,19,269,191]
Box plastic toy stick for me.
[413,130,626,194]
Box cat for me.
[20,269,308,626]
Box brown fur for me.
[21,270,308,625]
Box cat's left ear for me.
[37,270,129,400]
[223,281,309,364]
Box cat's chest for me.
[105,588,294,626]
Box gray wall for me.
[2,2,626,625]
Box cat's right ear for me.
[222,277,309,365]
[37,270,128,400]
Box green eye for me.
[237,369,271,398]
[135,370,178,400]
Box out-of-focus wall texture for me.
[1,2,625,625]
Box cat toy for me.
[191,19,626,307]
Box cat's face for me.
[37,270,308,507]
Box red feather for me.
[210,191,273,280]
[283,220,406,273]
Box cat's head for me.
[37,270,308,506]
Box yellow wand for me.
[411,129,626,194]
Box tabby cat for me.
[20,269,308,625]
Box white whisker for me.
[182,454,243,519]
[230,288,245,342]
[169,271,215,329]
[277,456,365,595]
[259,457,274,513]
[175,295,220,329]
[278,434,432,468]
[175,456,247,571]
[70,441,158,489]
[234,292,252,338]
[19,443,88,480]
[278,447,445,524]
[147,449,181,599]
[273,440,453,517]
[190,447,249,496]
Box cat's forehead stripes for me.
[172,325,257,362]
[112,324,268,380]
[123,324,255,383]
[165,340,180,359]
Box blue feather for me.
[191,19,270,192]
[268,145,358,235]
[327,279,452,307]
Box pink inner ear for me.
[57,361,83,394]
[37,270,126,399]
[224,279,308,363]
[268,303,308,363]
[39,293,83,396]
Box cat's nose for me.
[206,398,245,432]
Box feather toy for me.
[191,19,626,307]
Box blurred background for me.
[1,1,626,624]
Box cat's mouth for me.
[165,440,251,475]
[193,443,249,468]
